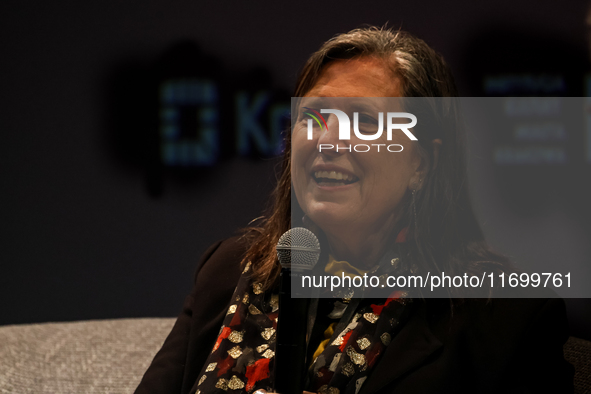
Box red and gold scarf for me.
[192,245,412,394]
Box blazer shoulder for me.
[193,234,252,285]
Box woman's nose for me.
[316,114,349,155]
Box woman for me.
[136,27,574,394]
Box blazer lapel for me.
[360,302,443,394]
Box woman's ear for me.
[408,138,442,191]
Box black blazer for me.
[135,237,574,394]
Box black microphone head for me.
[276,227,321,271]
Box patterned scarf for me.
[192,248,413,394]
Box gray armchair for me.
[0,318,589,393]
[0,318,175,393]
[566,336,591,394]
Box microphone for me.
[274,227,321,394]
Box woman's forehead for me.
[305,57,403,98]
[298,97,406,114]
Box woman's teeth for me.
[314,171,353,181]
[313,171,357,185]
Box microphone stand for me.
[274,267,309,394]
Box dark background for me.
[1,0,590,340]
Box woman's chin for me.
[305,211,356,234]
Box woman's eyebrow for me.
[350,102,378,113]
[343,98,389,114]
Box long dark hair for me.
[241,26,511,293]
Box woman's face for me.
[291,57,423,246]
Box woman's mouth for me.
[313,171,359,187]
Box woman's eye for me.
[358,113,378,124]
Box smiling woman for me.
[135,27,574,394]
[291,64,429,268]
